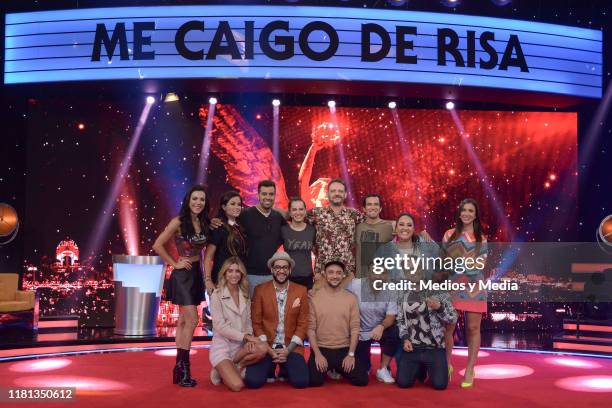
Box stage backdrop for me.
[22,97,577,328]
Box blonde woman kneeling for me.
[209,257,266,391]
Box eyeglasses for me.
[272,265,290,272]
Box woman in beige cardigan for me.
[209,257,266,391]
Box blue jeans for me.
[244,352,309,389]
[397,348,448,390]
[355,324,400,372]
[247,275,273,298]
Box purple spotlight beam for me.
[196,102,217,185]
[390,108,429,229]
[272,104,280,180]
[329,106,356,208]
[449,109,512,235]
[85,101,154,258]
[579,78,612,175]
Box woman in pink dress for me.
[442,199,488,389]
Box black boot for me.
[173,349,196,387]
[173,361,196,387]
[184,349,197,386]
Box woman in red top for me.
[153,185,210,387]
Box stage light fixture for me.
[208,97,218,105]
[164,92,179,103]
[491,0,513,6]
[440,0,462,7]
[446,101,455,110]
[146,96,155,104]
[328,100,336,108]
[387,0,408,6]
[272,99,281,107]
[388,101,397,109]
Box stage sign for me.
[4,5,602,98]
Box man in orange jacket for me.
[245,251,310,388]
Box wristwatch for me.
[348,351,355,357]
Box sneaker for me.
[277,376,286,382]
[266,377,276,383]
[210,368,221,385]
[327,370,342,380]
[376,367,395,384]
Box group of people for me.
[153,178,488,391]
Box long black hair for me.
[178,185,210,238]
[449,198,484,242]
[217,190,247,257]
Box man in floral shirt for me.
[308,179,365,283]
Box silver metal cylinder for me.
[112,255,165,336]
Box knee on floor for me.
[244,376,266,389]
[226,380,245,392]
[396,379,415,389]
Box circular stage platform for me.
[1,344,611,407]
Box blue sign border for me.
[4,5,602,98]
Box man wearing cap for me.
[244,251,310,388]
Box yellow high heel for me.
[460,370,475,388]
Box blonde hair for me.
[216,256,249,298]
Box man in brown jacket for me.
[245,251,310,388]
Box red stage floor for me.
[1,345,611,407]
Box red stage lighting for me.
[556,376,612,393]
[452,349,490,357]
[154,349,198,357]
[14,375,130,392]
[459,364,534,379]
[10,358,72,373]
[547,357,602,369]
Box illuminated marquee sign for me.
[4,6,602,98]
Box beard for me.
[326,279,343,288]
[273,274,289,285]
